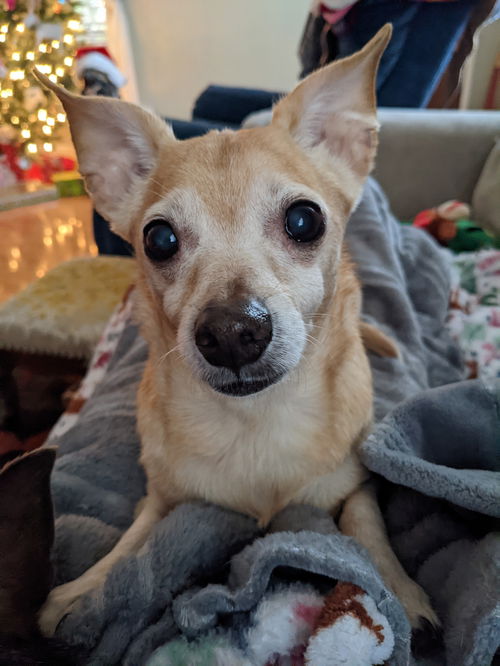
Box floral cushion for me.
[447,250,500,379]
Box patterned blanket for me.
[447,250,500,380]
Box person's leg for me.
[377,0,477,107]
[92,210,107,254]
[168,117,232,138]
[335,0,419,92]
[93,209,133,256]
[336,0,476,107]
[192,85,282,126]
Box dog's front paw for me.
[38,581,87,637]
[394,578,440,631]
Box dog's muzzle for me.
[194,298,280,396]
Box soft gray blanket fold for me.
[47,179,499,666]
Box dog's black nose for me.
[195,299,272,373]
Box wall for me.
[122,0,311,119]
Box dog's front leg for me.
[38,496,163,636]
[339,481,439,630]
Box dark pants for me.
[336,0,477,107]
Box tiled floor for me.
[0,196,96,303]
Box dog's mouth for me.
[212,373,283,397]
[185,295,306,398]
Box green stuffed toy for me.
[411,200,500,252]
[448,219,500,252]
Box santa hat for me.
[75,46,126,89]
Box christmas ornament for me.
[0,125,16,142]
[24,154,75,183]
[75,46,126,98]
[0,157,18,188]
[24,12,40,29]
[23,85,45,112]
[0,143,24,182]
[35,21,62,44]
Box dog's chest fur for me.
[140,367,368,525]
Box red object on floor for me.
[0,143,24,182]
[24,155,76,184]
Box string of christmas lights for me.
[0,0,81,158]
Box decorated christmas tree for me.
[0,0,80,161]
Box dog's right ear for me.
[32,69,175,240]
[272,24,391,197]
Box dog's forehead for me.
[150,126,327,221]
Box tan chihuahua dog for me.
[36,25,438,636]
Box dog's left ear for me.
[273,24,392,184]
[31,69,174,240]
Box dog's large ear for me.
[32,70,174,240]
[273,24,391,184]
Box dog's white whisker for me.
[148,175,167,191]
[158,344,182,365]
[304,333,321,348]
[147,188,169,200]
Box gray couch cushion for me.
[375,109,500,221]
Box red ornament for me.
[25,154,76,183]
[0,143,23,181]
[24,162,44,181]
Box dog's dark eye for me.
[285,202,325,243]
[143,220,179,261]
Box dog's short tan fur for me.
[36,25,438,636]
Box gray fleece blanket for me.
[46,179,500,666]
